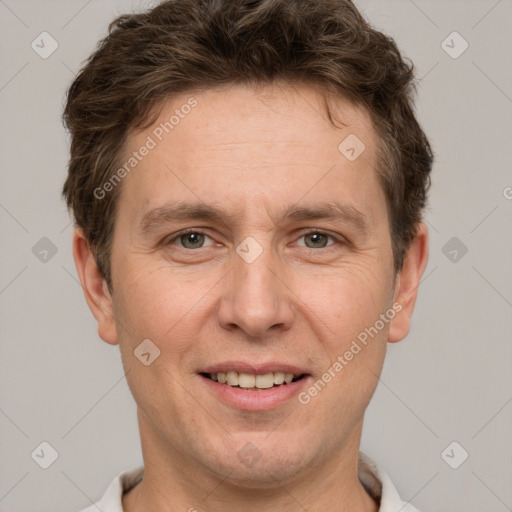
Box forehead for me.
[117,82,384,228]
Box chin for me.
[197,434,323,489]
[217,456,311,490]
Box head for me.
[64,0,431,489]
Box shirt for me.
[79,452,420,512]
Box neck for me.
[123,414,378,512]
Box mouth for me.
[200,371,307,391]
[198,364,311,410]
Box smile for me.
[202,371,305,390]
[199,364,311,410]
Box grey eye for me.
[180,232,206,249]
[303,233,331,248]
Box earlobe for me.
[387,222,429,343]
[72,228,119,345]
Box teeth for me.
[226,371,238,386]
[274,372,285,385]
[238,373,256,388]
[208,371,301,388]
[255,373,274,389]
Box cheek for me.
[111,264,211,425]
[303,273,390,426]
[112,259,224,386]
[298,261,394,347]
[115,259,212,334]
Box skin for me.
[73,82,428,512]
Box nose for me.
[216,242,295,338]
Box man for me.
[62,0,432,510]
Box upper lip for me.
[199,361,309,376]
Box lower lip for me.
[200,375,310,411]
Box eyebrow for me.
[138,201,371,236]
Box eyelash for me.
[164,228,344,251]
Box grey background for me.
[0,0,511,511]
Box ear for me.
[387,222,429,343]
[72,227,118,345]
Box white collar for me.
[358,452,420,512]
[79,452,420,512]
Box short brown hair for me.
[62,0,433,291]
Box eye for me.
[166,229,215,249]
[164,229,342,252]
[296,231,338,249]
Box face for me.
[75,82,427,489]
